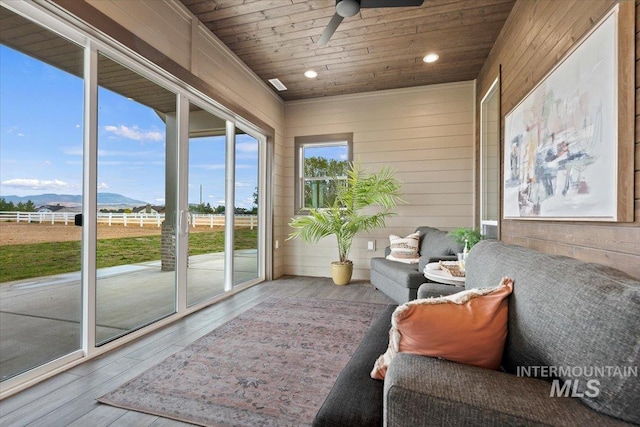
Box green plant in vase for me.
[449,227,485,249]
[288,162,402,285]
[448,227,485,274]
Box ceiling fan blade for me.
[318,13,344,46]
[361,0,424,7]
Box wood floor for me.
[0,276,394,427]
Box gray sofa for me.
[369,226,463,304]
[315,240,640,426]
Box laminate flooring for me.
[0,276,394,427]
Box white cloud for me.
[64,148,163,158]
[98,149,160,157]
[236,141,258,153]
[6,126,25,137]
[42,160,52,166]
[1,178,70,191]
[64,147,83,156]
[104,124,163,142]
[97,182,110,189]
[96,161,130,166]
[155,198,165,203]
[191,163,226,170]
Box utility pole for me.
[199,184,202,205]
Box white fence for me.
[0,211,257,229]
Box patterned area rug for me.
[98,296,389,426]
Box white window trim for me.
[294,133,353,214]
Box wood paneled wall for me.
[283,82,475,280]
[476,0,640,279]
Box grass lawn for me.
[0,228,258,283]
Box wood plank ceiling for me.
[179,0,516,101]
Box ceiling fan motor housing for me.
[336,0,360,17]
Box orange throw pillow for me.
[371,277,514,380]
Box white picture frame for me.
[503,6,626,221]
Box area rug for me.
[98,296,390,426]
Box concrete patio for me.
[0,250,258,381]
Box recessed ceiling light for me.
[304,70,318,79]
[423,53,439,63]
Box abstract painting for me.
[503,9,618,221]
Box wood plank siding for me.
[283,82,475,280]
[476,0,640,279]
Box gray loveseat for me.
[369,226,463,304]
[315,240,640,426]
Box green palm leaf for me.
[288,161,403,263]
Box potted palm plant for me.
[288,162,402,285]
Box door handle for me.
[178,210,191,235]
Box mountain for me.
[0,193,148,207]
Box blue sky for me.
[0,45,258,209]
[304,145,349,162]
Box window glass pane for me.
[303,145,348,177]
[0,7,84,380]
[302,144,348,209]
[96,53,177,345]
[480,78,500,239]
[481,89,500,221]
[233,131,259,286]
[187,106,227,306]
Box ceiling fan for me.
[318,0,425,46]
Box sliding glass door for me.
[0,8,84,380]
[95,53,177,345]
[0,1,266,390]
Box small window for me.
[480,76,500,239]
[294,133,353,213]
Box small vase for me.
[457,252,468,274]
[331,261,353,285]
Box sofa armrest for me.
[417,282,462,299]
[384,354,630,427]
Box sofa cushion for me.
[384,354,631,427]
[370,257,425,289]
[371,278,513,380]
[466,240,640,424]
[386,232,420,263]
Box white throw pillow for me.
[386,232,420,264]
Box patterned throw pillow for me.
[371,277,514,380]
[385,232,420,264]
